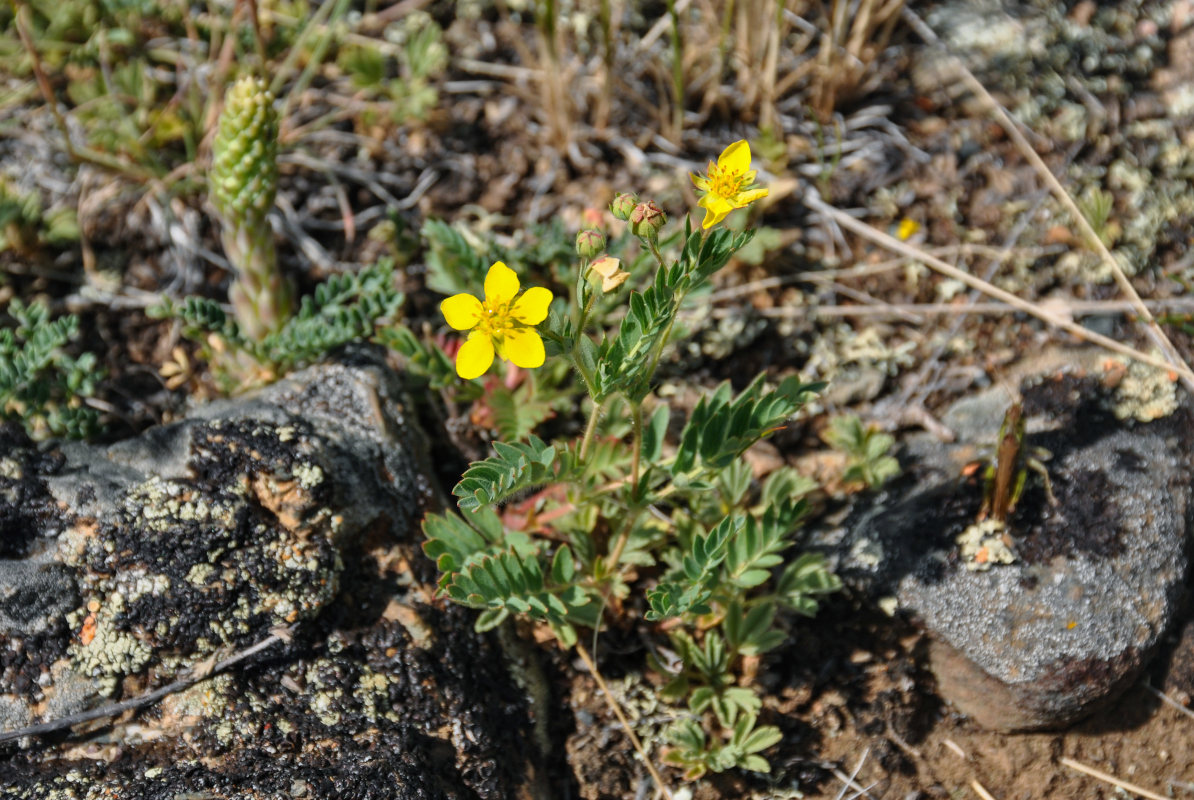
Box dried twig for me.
[0,627,292,746]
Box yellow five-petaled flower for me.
[690,140,770,230]
[441,261,553,380]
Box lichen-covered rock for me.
[0,351,542,798]
[839,373,1193,731]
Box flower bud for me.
[610,193,638,221]
[575,229,605,259]
[629,201,666,240]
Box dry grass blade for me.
[833,747,870,800]
[716,297,1194,320]
[900,6,1194,395]
[1059,756,1169,800]
[804,191,1189,379]
[1144,682,1194,723]
[574,642,674,800]
[969,779,998,800]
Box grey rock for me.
[840,376,1192,730]
[0,352,543,799]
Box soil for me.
[5,0,1194,796]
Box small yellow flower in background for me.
[895,218,922,241]
[690,140,770,229]
[441,261,553,380]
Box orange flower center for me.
[708,163,746,199]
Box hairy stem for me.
[579,400,603,461]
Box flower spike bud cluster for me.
[441,262,553,379]
[690,140,769,229]
[210,76,292,340]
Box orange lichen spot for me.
[974,547,990,564]
[86,599,101,613]
[1067,620,1077,630]
[80,613,97,646]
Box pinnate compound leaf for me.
[775,552,842,616]
[673,375,821,475]
[443,547,592,635]
[452,435,559,511]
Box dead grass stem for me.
[900,6,1194,395]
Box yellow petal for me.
[699,194,733,229]
[718,140,751,174]
[510,286,553,325]
[731,187,769,208]
[456,331,495,379]
[590,256,621,279]
[602,271,630,293]
[484,261,520,306]
[503,327,546,369]
[441,293,484,330]
[690,173,710,191]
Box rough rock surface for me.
[0,351,542,798]
[839,373,1193,731]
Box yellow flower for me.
[690,140,770,229]
[441,261,553,380]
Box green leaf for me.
[642,404,669,462]
[550,544,576,583]
[724,501,807,589]
[422,218,489,296]
[452,436,561,512]
[474,607,509,632]
[673,375,821,475]
[775,552,842,616]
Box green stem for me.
[579,287,598,332]
[666,0,683,138]
[604,509,638,574]
[642,295,682,389]
[629,400,643,490]
[647,238,666,270]
[579,400,603,461]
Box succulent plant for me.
[210,77,291,340]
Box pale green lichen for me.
[292,462,324,489]
[1111,354,1179,422]
[68,606,154,696]
[187,563,216,587]
[957,519,1016,572]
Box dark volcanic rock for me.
[840,375,1193,731]
[0,351,543,798]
